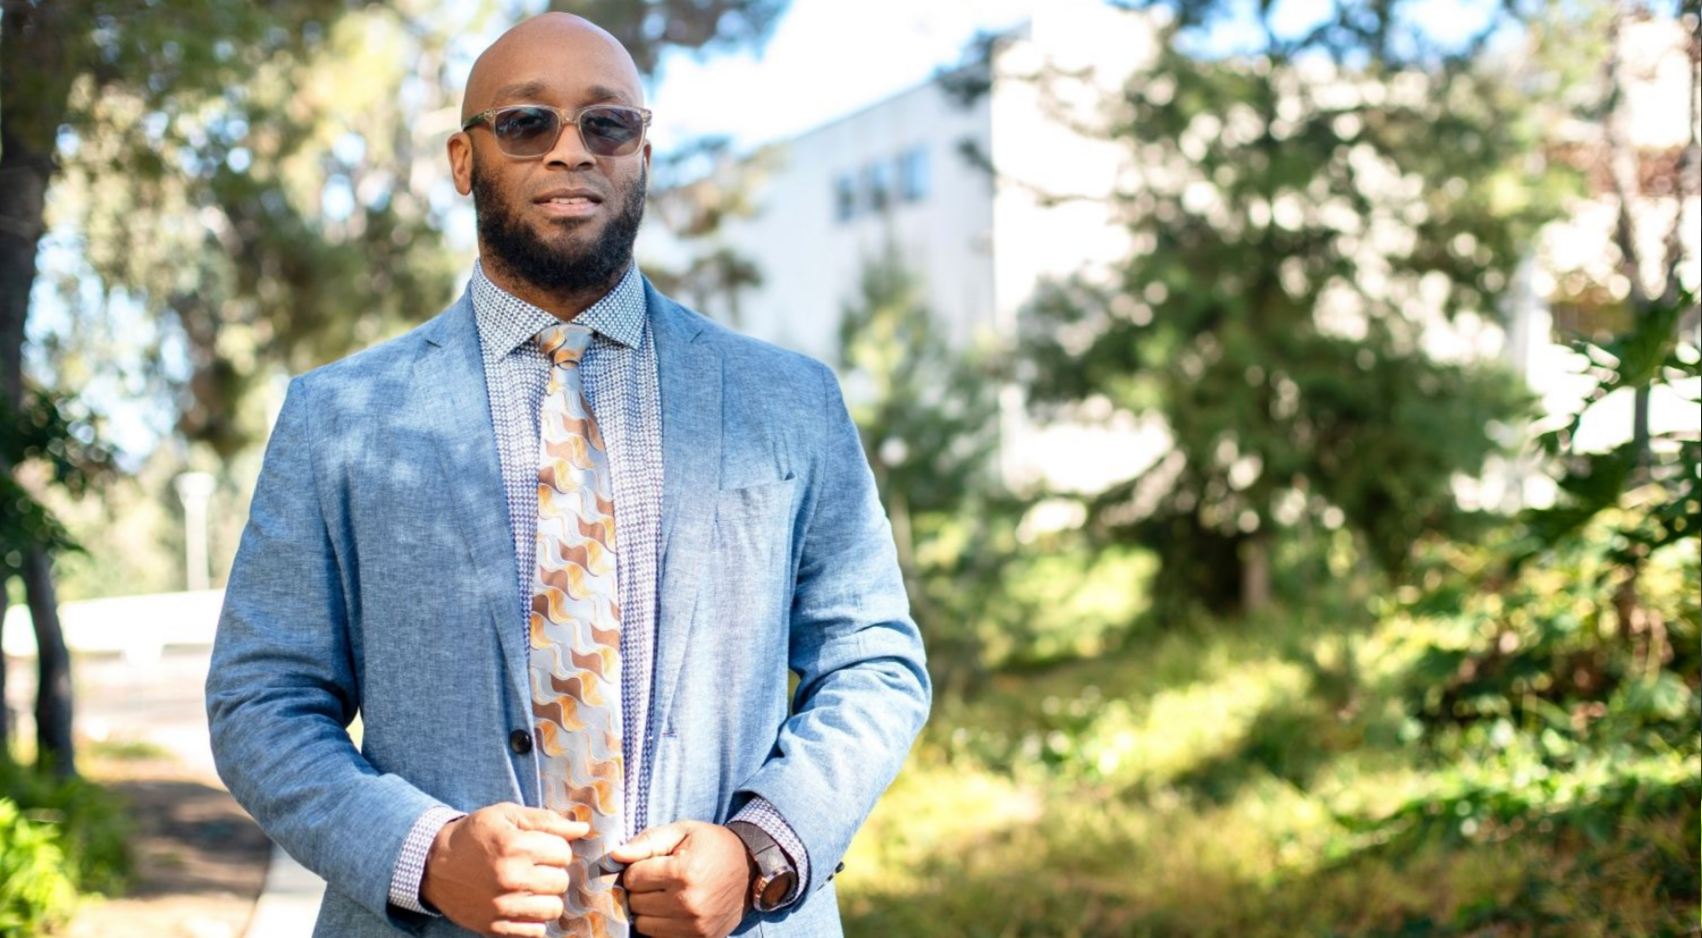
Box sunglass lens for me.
[492,107,560,156]
[579,107,644,156]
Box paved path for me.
[246,844,327,938]
[4,646,327,937]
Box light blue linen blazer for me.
[205,280,932,938]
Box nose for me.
[543,116,597,172]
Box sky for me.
[643,0,1047,153]
[641,0,1505,155]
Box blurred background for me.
[1,0,1698,936]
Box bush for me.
[1382,510,1698,759]
[0,760,133,899]
[0,798,78,937]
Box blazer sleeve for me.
[733,359,933,897]
[205,375,448,932]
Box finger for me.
[488,922,549,938]
[628,887,686,916]
[523,864,572,897]
[510,830,575,867]
[510,806,591,842]
[621,855,684,893]
[493,892,567,924]
[608,822,692,864]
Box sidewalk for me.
[245,846,327,938]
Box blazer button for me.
[509,729,533,755]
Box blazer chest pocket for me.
[713,475,796,527]
[708,476,797,632]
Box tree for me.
[643,135,770,326]
[543,0,788,77]
[0,0,795,770]
[1599,1,1699,478]
[835,245,1008,692]
[1530,0,1699,668]
[3,0,365,773]
[1022,0,1572,618]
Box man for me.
[205,13,930,938]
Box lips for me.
[533,186,604,220]
[534,187,604,206]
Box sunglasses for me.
[461,103,652,159]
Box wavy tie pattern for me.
[530,323,628,938]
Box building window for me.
[834,172,857,222]
[865,161,891,212]
[899,146,928,202]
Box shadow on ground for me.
[64,757,272,938]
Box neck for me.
[478,252,628,322]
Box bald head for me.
[447,12,652,321]
[462,13,645,122]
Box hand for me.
[609,821,755,938]
[420,803,590,938]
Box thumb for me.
[509,805,592,842]
[608,822,693,863]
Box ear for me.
[642,139,652,175]
[448,131,474,196]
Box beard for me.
[472,159,647,295]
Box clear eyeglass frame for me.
[460,103,653,158]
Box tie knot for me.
[537,322,595,367]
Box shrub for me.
[0,761,132,896]
[0,798,78,937]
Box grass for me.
[81,739,175,762]
[837,612,1701,938]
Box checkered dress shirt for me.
[387,262,806,915]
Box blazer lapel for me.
[646,280,723,734]
[413,295,532,722]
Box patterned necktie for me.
[530,322,629,938]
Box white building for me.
[638,3,1699,508]
[638,1,1156,495]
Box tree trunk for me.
[1,0,76,398]
[1240,533,1271,614]
[2,0,83,777]
[23,550,74,776]
[1630,384,1651,482]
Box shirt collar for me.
[470,259,646,357]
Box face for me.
[450,16,652,297]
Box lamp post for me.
[174,472,216,592]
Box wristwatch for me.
[725,820,798,913]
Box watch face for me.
[758,870,798,910]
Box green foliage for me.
[1337,748,1700,863]
[29,0,802,461]
[837,246,1004,521]
[1520,289,1701,563]
[41,1,468,460]
[1341,278,1702,887]
[1389,517,1698,742]
[1023,0,1572,616]
[835,247,1006,688]
[840,606,1700,938]
[0,763,132,936]
[543,0,789,77]
[0,799,77,938]
[0,387,114,564]
[835,248,1148,689]
[0,760,134,897]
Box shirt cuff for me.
[387,805,466,915]
[730,797,809,908]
